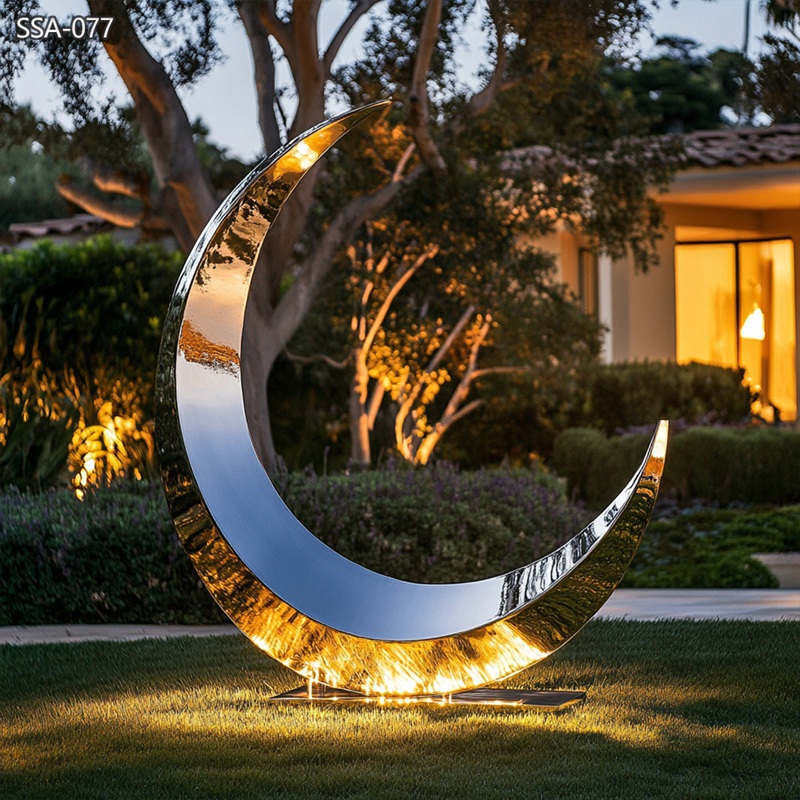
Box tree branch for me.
[366,380,386,430]
[253,0,292,54]
[425,305,475,375]
[438,397,483,430]
[291,0,321,68]
[271,163,423,349]
[255,0,325,135]
[396,304,476,440]
[283,347,349,369]
[90,163,146,199]
[408,0,447,174]
[437,316,491,423]
[56,179,141,228]
[88,0,216,244]
[412,316,494,464]
[393,142,417,180]
[467,0,508,117]
[363,243,439,355]
[323,0,382,72]
[237,0,282,155]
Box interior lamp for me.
[741,304,766,341]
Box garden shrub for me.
[623,506,800,588]
[0,466,589,625]
[584,361,752,434]
[0,362,80,490]
[669,426,800,505]
[0,236,182,489]
[0,236,183,385]
[553,425,800,507]
[275,463,590,583]
[552,427,651,506]
[0,481,223,625]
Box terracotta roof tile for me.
[504,125,800,172]
[8,213,107,238]
[682,125,800,167]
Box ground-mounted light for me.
[155,103,667,709]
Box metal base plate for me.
[270,685,586,711]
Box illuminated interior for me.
[675,239,796,421]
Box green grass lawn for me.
[1,621,798,800]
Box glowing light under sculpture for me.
[155,102,668,704]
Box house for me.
[543,125,800,423]
[1,213,178,252]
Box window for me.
[675,239,796,422]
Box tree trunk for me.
[89,0,217,247]
[349,351,372,468]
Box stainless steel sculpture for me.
[156,102,668,701]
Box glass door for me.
[675,239,796,422]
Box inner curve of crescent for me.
[155,101,668,695]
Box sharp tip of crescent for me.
[348,99,393,124]
[651,419,669,465]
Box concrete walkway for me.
[1,589,797,646]
[598,588,800,622]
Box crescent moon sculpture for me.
[155,102,668,702]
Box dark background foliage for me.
[0,236,183,394]
[554,425,800,508]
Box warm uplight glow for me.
[250,617,552,697]
[69,400,155,498]
[740,304,766,341]
[272,682,584,710]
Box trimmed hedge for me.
[0,482,223,625]
[0,466,588,625]
[623,506,800,588]
[0,236,182,383]
[553,425,800,507]
[584,361,752,434]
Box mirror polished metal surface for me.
[270,685,587,711]
[156,102,668,697]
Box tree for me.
[289,163,603,468]
[609,37,753,132]
[0,107,71,231]
[3,0,679,472]
[755,0,800,122]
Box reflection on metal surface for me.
[179,320,240,374]
[155,102,669,697]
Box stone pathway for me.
[1,589,797,645]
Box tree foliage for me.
[292,160,604,466]
[3,0,688,469]
[755,0,800,123]
[609,36,753,132]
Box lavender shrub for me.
[276,463,591,583]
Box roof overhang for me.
[661,162,800,210]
